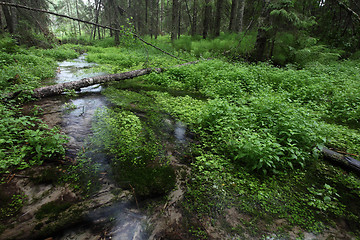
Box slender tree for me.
[192,0,198,36]
[229,0,238,32]
[214,0,224,36]
[2,0,14,33]
[203,0,212,38]
[236,0,245,32]
[0,5,3,33]
[171,0,179,40]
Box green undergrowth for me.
[91,70,360,237]
[84,36,195,74]
[0,36,81,175]
[172,33,257,59]
[137,58,360,237]
[0,104,67,174]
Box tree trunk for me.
[31,60,201,98]
[203,0,211,38]
[145,0,148,34]
[236,0,245,32]
[66,1,76,36]
[92,0,101,40]
[191,0,197,36]
[322,147,360,175]
[2,4,14,33]
[75,0,81,36]
[229,0,238,32]
[0,6,3,33]
[178,2,181,39]
[214,0,223,37]
[160,0,164,33]
[171,0,178,40]
[253,27,269,61]
[252,2,271,61]
[154,0,159,39]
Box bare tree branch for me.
[336,0,360,23]
[0,1,188,61]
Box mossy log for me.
[322,147,360,174]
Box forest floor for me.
[1,38,360,239]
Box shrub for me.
[198,93,323,173]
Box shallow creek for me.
[1,54,190,240]
[56,55,148,239]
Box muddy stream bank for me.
[0,55,191,240]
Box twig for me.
[336,0,360,23]
[7,174,15,183]
[0,2,188,61]
[334,150,359,158]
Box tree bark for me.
[236,0,245,32]
[192,0,197,36]
[178,2,181,39]
[2,3,14,33]
[203,0,211,38]
[145,0,148,34]
[0,5,3,33]
[75,0,81,36]
[214,0,223,37]
[160,0,164,33]
[171,0,178,40]
[32,68,160,98]
[252,1,271,61]
[322,147,360,175]
[229,0,238,32]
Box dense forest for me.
[1,0,360,239]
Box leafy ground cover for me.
[140,58,360,238]
[0,36,80,175]
[90,46,360,237]
[1,33,360,238]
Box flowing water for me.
[55,54,151,239]
[32,55,151,239]
[0,54,191,240]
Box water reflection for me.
[53,54,148,240]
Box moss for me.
[36,207,84,239]
[35,201,73,220]
[113,162,176,199]
[0,193,25,220]
[30,167,61,185]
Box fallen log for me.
[322,147,360,175]
[33,68,159,98]
[32,60,199,98]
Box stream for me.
[1,54,190,240]
[55,54,149,239]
